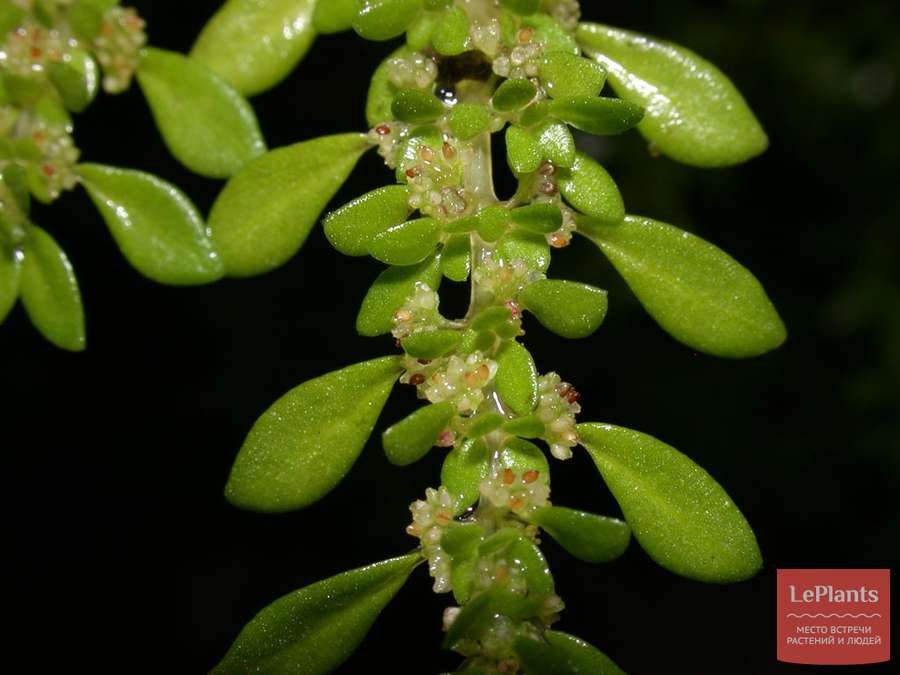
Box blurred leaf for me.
[78,164,223,285]
[578,23,768,167]
[383,401,455,465]
[515,631,628,675]
[357,254,441,336]
[324,185,412,256]
[580,215,786,357]
[226,357,401,512]
[212,553,421,674]
[0,242,21,323]
[46,48,98,112]
[559,152,624,222]
[579,422,762,582]
[369,217,440,265]
[190,0,317,96]
[444,586,540,648]
[209,133,369,277]
[519,279,607,338]
[495,340,538,415]
[501,0,539,15]
[353,0,422,41]
[529,506,630,563]
[19,226,85,351]
[313,0,358,34]
[137,47,266,178]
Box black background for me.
[2,1,897,673]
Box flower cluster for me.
[406,486,456,592]
[92,6,146,93]
[480,468,550,518]
[535,373,581,459]
[401,351,498,414]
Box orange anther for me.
[502,468,515,485]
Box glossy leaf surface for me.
[78,164,223,285]
[392,88,444,123]
[209,133,369,277]
[442,437,490,512]
[539,52,606,99]
[559,153,624,222]
[579,422,762,582]
[578,23,768,167]
[369,217,440,265]
[383,401,455,465]
[549,96,644,136]
[366,46,407,126]
[356,254,441,336]
[137,48,266,178]
[226,357,401,512]
[402,329,461,358]
[580,215,786,357]
[19,226,84,351]
[498,438,549,479]
[506,125,542,175]
[353,0,422,41]
[530,506,630,563]
[448,103,492,141]
[190,0,317,96]
[46,49,98,112]
[495,340,538,415]
[519,279,607,338]
[323,185,412,256]
[493,78,537,112]
[497,231,550,272]
[441,233,471,281]
[213,554,420,674]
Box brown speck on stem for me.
[409,373,425,386]
[375,124,391,136]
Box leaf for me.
[578,23,768,167]
[493,78,537,112]
[495,340,538,415]
[539,52,606,99]
[448,103,492,141]
[402,329,461,358]
[580,214,786,357]
[442,437,490,512]
[444,586,540,648]
[507,536,554,595]
[382,401,455,465]
[212,553,421,675]
[510,204,563,234]
[533,120,575,168]
[369,217,440,265]
[356,254,441,336]
[391,88,445,124]
[432,6,470,56]
[548,96,644,136]
[190,0,317,97]
[559,153,624,223]
[497,437,549,480]
[323,185,412,256]
[0,242,21,323]
[519,279,607,339]
[515,631,628,675]
[529,506,630,563]
[497,231,550,272]
[579,422,762,582]
[441,233,471,281]
[46,48,98,112]
[78,164,223,285]
[209,133,369,277]
[136,48,266,179]
[225,356,401,512]
[475,205,510,243]
[353,0,423,41]
[506,125,542,175]
[19,226,85,351]
[501,0,539,15]
[366,46,407,127]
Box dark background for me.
[2,1,897,673]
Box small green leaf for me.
[78,164,223,285]
[558,152,624,223]
[366,46,406,126]
[353,0,423,41]
[46,48,98,112]
[515,631,627,675]
[313,0,358,34]
[475,205,510,243]
[529,506,630,563]
[441,232,471,281]
[495,340,538,415]
[506,125,542,175]
[391,88,444,123]
[323,185,412,256]
[357,254,441,336]
[578,23,768,167]
[514,636,578,675]
[580,215,786,357]
[493,79,537,112]
[432,6,469,56]
[497,231,551,272]
[406,13,436,51]
[19,226,85,351]
[533,120,575,168]
[502,415,544,438]
[579,422,762,582]
[444,587,540,648]
[539,52,606,99]
[137,48,266,178]
[369,217,440,265]
[442,437,490,512]
[402,328,461,358]
[507,536,554,595]
[213,554,421,675]
[383,401,455,465]
[226,357,401,512]
[510,204,562,234]
[190,0,317,97]
[548,96,644,136]
[471,306,512,331]
[467,412,504,437]
[501,0,539,15]
[521,14,579,55]
[0,243,21,323]
[519,279,608,339]
[442,523,485,558]
[209,133,369,277]
[497,437,549,479]
[448,103,492,140]
[0,4,25,36]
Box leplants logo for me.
[777,569,890,665]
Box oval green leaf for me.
[519,279,607,339]
[448,102,492,141]
[495,340,538,416]
[510,204,562,234]
[402,328,461,358]
[493,78,537,112]
[442,437,490,513]
[539,52,606,99]
[226,356,401,512]
[432,6,469,56]
[391,88,444,124]
[137,48,266,178]
[382,401,455,465]
[356,254,441,336]
[534,120,575,168]
[578,23,768,167]
[369,217,440,266]
[529,506,630,563]
[19,226,85,351]
[46,48,98,112]
[497,437,549,479]
[366,46,407,126]
[78,164,223,285]
[209,133,369,277]
[579,422,762,582]
[212,553,421,674]
[353,0,423,41]
[506,125,542,175]
[497,230,551,273]
[580,214,786,357]
[0,243,21,323]
[324,185,412,256]
[190,0,317,96]
[548,96,644,136]
[440,232,471,281]
[559,152,624,223]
